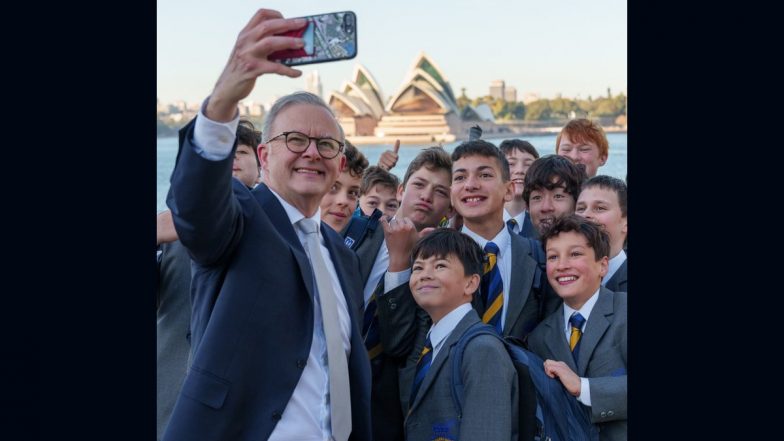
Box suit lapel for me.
[254,184,315,300]
[576,288,614,375]
[504,234,536,335]
[408,310,481,414]
[543,306,578,372]
[323,223,363,319]
[356,227,385,284]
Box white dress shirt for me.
[427,303,473,361]
[461,225,512,330]
[602,249,626,286]
[562,288,600,407]
[192,104,352,441]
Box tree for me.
[524,100,551,120]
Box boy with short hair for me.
[528,215,627,441]
[320,140,369,233]
[405,229,518,441]
[449,140,555,341]
[345,146,455,441]
[523,154,587,237]
[556,118,609,178]
[359,165,400,220]
[575,176,627,292]
[499,139,540,238]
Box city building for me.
[489,80,505,100]
[504,86,517,103]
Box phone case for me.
[269,11,357,67]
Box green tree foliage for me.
[524,100,552,120]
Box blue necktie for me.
[409,336,433,408]
[506,218,519,235]
[569,312,587,364]
[480,241,504,333]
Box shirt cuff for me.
[192,97,240,160]
[577,377,591,406]
[383,269,411,294]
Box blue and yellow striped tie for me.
[408,336,433,408]
[569,312,586,364]
[480,241,504,334]
[363,281,384,376]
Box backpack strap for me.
[342,208,383,250]
[449,322,505,419]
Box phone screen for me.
[270,11,357,66]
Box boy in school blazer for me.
[404,229,519,441]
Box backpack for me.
[450,322,600,441]
[342,207,383,250]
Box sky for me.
[157,0,626,107]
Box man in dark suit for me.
[499,139,540,239]
[155,120,261,440]
[528,215,627,441]
[575,175,627,293]
[163,9,371,441]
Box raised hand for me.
[206,9,308,122]
[377,139,401,171]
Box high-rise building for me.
[504,86,517,103]
[305,70,323,99]
[489,80,505,100]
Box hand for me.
[377,140,400,171]
[543,359,581,396]
[157,210,179,245]
[381,216,426,272]
[207,9,308,122]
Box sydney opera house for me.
[328,52,497,144]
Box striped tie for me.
[480,241,504,334]
[569,312,586,364]
[363,281,383,376]
[506,218,519,235]
[409,336,433,408]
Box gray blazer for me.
[156,240,193,440]
[404,309,519,441]
[528,287,627,441]
[604,260,627,293]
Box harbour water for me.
[157,133,627,212]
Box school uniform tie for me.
[480,241,504,333]
[363,280,383,376]
[506,218,519,235]
[409,336,433,408]
[298,219,352,441]
[569,312,587,364]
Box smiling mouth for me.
[556,275,578,285]
[414,203,432,211]
[295,168,324,176]
[329,211,347,218]
[461,196,486,205]
[416,285,438,293]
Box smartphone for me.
[269,11,357,66]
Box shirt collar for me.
[563,287,601,332]
[427,303,473,351]
[603,249,627,284]
[268,187,322,227]
[461,224,511,256]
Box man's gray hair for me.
[261,91,344,143]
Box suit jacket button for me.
[297,359,306,369]
[601,411,607,418]
[389,299,397,310]
[608,410,614,416]
[272,411,282,421]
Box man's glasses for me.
[267,131,344,159]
